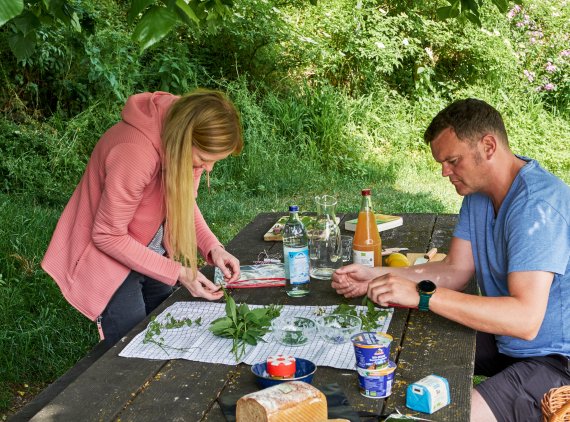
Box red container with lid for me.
[266,355,296,378]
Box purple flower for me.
[561,50,570,57]
[523,70,535,82]
[523,14,531,25]
[543,83,555,91]
[507,5,521,19]
[545,62,557,72]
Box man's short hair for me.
[424,98,509,146]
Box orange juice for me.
[352,189,382,267]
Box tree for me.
[1,0,519,62]
[0,0,234,61]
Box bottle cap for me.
[289,205,299,212]
[361,189,371,196]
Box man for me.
[332,98,570,421]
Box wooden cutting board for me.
[406,252,447,265]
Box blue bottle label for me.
[285,246,310,285]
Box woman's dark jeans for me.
[100,270,174,346]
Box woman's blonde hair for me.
[161,89,243,277]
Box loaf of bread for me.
[236,381,327,422]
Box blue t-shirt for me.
[453,157,570,358]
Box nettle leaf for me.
[211,297,281,361]
[248,307,270,320]
[132,5,178,51]
[333,303,357,316]
[237,303,251,316]
[0,0,24,27]
[244,311,260,324]
[225,292,237,323]
[248,327,264,337]
[243,332,258,345]
[209,317,234,333]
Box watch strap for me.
[418,293,431,311]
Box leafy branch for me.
[143,313,202,354]
[209,288,282,362]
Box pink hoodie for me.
[41,92,222,321]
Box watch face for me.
[418,280,436,294]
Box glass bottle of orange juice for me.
[352,189,382,267]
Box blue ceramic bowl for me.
[251,358,317,389]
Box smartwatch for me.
[417,280,437,311]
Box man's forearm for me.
[376,260,472,291]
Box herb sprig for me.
[331,297,389,331]
[209,288,282,361]
[143,313,202,354]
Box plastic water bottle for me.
[283,205,310,297]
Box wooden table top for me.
[22,212,475,422]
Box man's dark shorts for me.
[474,332,570,422]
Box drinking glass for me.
[340,235,353,263]
[308,195,342,280]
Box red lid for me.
[361,189,371,196]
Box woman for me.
[42,89,242,345]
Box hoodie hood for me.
[121,91,180,151]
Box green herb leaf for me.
[209,296,282,361]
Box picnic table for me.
[16,212,476,422]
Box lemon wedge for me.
[386,252,410,267]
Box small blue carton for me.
[406,374,451,414]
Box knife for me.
[414,247,437,265]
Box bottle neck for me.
[360,195,373,213]
[289,211,300,221]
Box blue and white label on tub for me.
[406,374,451,414]
[285,246,310,285]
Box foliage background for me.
[1,0,569,415]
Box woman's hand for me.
[367,273,419,308]
[209,246,240,283]
[331,264,377,298]
[178,267,223,301]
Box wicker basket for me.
[542,386,570,422]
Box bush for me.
[505,3,570,112]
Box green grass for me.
[0,194,98,412]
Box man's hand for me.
[331,264,377,298]
[178,267,223,301]
[209,246,240,283]
[367,273,420,308]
